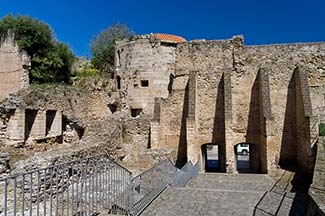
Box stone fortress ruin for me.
[0,31,324,215]
[115,33,325,182]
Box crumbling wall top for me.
[0,30,30,101]
[116,33,186,46]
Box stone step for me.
[186,173,274,192]
[277,193,309,216]
[255,191,285,215]
[191,173,274,182]
[188,173,274,184]
[254,192,312,216]
[271,171,294,194]
[141,187,266,216]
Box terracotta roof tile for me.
[154,33,186,43]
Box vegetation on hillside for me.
[0,14,74,83]
[319,123,325,136]
[75,61,100,79]
[90,23,134,78]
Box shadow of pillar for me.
[246,71,267,173]
[280,70,307,174]
[176,83,189,168]
[279,73,298,171]
[25,109,38,141]
[280,67,315,193]
[212,74,226,172]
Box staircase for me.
[255,170,325,216]
[142,173,274,216]
[254,171,294,215]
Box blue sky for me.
[0,0,324,57]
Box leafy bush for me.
[0,14,74,83]
[319,123,325,136]
[90,23,134,77]
[76,68,100,79]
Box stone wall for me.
[155,39,235,168]
[235,42,325,175]
[117,34,325,176]
[0,31,30,101]
[310,136,325,213]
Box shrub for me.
[319,123,325,136]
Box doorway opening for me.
[234,143,252,173]
[201,143,220,172]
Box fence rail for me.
[0,156,199,216]
[0,155,132,216]
[130,159,199,216]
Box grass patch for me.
[28,83,84,93]
[29,82,77,90]
[75,68,100,79]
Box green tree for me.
[0,14,74,83]
[90,23,134,77]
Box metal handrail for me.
[0,155,132,215]
[0,154,132,182]
[131,158,173,179]
[0,155,200,216]
[130,160,200,215]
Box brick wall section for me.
[153,97,161,122]
[29,110,46,139]
[47,110,62,137]
[310,137,325,213]
[295,67,313,172]
[150,121,160,149]
[224,70,232,120]
[186,71,198,162]
[259,67,272,119]
[6,108,25,145]
[224,70,235,172]
[3,108,62,146]
[186,119,197,162]
[0,31,30,101]
[296,66,313,117]
[311,138,325,191]
[151,97,162,149]
[187,71,197,120]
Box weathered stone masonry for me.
[0,31,30,101]
[115,34,181,116]
[3,108,62,146]
[115,34,325,177]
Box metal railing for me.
[0,156,199,216]
[130,159,177,215]
[0,155,132,215]
[171,160,199,187]
[130,159,200,216]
